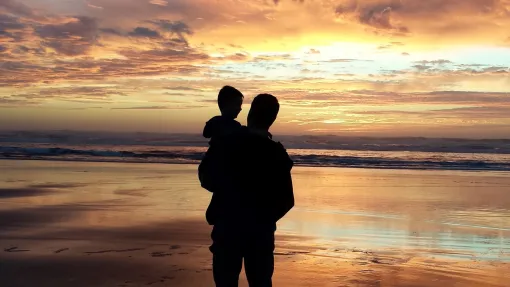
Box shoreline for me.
[2,157,510,174]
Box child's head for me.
[218,85,243,119]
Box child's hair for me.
[218,85,244,111]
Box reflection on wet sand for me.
[0,160,509,286]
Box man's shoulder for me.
[213,128,286,152]
[248,135,292,164]
[263,139,293,169]
[261,136,287,152]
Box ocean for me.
[1,131,509,172]
[1,131,510,286]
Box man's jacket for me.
[198,127,294,227]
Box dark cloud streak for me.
[335,0,409,33]
[128,27,161,38]
[146,20,192,45]
[35,16,99,56]
[334,0,510,35]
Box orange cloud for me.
[1,0,509,137]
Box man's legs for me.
[243,231,275,287]
[210,225,243,287]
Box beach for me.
[1,159,509,286]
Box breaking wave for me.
[2,145,510,172]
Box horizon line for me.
[1,129,509,141]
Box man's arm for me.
[272,147,295,222]
[273,168,294,222]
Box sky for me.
[1,0,509,138]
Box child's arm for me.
[198,146,216,192]
[198,136,228,192]
[203,123,213,138]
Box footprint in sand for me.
[54,248,69,254]
[151,251,173,257]
[85,248,145,254]
[4,247,30,252]
[147,279,170,285]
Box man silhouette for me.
[199,94,294,287]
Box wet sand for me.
[1,160,509,286]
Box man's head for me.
[218,85,243,119]
[247,93,280,131]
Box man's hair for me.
[218,85,244,110]
[248,93,280,130]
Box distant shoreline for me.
[2,131,510,154]
[2,157,509,173]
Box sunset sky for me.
[1,0,509,138]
